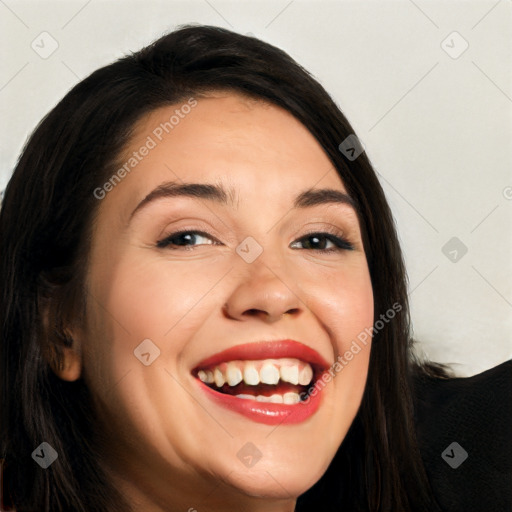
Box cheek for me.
[81,251,220,460]
[302,260,373,438]
[93,251,220,343]
[306,259,374,353]
[82,249,227,390]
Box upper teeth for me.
[197,358,314,387]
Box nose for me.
[222,263,303,323]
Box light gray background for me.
[1,0,511,376]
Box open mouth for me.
[191,339,330,425]
[193,358,321,404]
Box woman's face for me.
[74,93,374,510]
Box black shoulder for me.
[411,359,512,512]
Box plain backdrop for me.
[1,0,511,376]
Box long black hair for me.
[0,24,443,511]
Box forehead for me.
[102,92,350,218]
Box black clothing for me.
[413,359,512,512]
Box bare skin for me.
[56,93,374,511]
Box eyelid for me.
[156,228,221,248]
[155,213,356,248]
[292,226,354,251]
[155,218,228,244]
[290,220,353,242]
[156,225,355,253]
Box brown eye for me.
[291,232,354,253]
[156,230,219,249]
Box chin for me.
[219,459,327,500]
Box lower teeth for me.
[235,392,302,404]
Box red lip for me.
[192,339,331,426]
[193,339,330,370]
[196,379,324,425]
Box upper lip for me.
[192,339,331,371]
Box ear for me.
[38,289,84,381]
[54,338,82,382]
[38,272,86,382]
[47,328,83,382]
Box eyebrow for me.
[129,181,358,221]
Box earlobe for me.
[55,345,82,381]
[48,331,83,381]
[38,279,85,381]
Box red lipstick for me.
[192,339,330,426]
[194,339,330,369]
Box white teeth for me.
[226,362,243,386]
[243,363,260,385]
[198,370,215,384]
[283,392,301,405]
[259,362,280,385]
[234,393,294,404]
[256,394,285,403]
[299,365,313,385]
[197,359,315,388]
[280,365,299,385]
[214,368,225,387]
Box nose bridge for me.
[224,241,303,321]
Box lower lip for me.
[195,379,324,425]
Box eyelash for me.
[156,228,354,253]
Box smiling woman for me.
[0,25,446,512]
